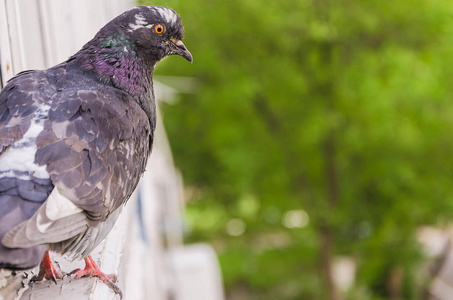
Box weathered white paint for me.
[0,0,14,85]
[168,244,225,300]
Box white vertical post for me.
[0,0,14,85]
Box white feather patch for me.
[154,7,178,25]
[0,103,50,180]
[45,188,83,220]
[135,14,148,26]
[128,13,154,32]
[36,213,52,233]
[36,188,83,233]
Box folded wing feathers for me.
[2,188,87,248]
[0,71,151,261]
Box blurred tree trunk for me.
[388,266,403,300]
[320,226,339,300]
[318,35,340,300]
[320,133,340,300]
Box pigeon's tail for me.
[0,177,52,269]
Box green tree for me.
[141,0,453,299]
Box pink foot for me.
[31,250,65,284]
[69,256,122,298]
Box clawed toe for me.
[29,252,122,298]
[31,250,65,285]
[68,256,122,298]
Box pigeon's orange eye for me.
[154,24,165,34]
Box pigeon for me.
[0,5,192,297]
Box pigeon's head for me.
[104,6,192,64]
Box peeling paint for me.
[0,269,31,300]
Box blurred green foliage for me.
[141,0,453,299]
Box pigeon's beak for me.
[172,39,193,63]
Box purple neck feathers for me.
[68,35,157,132]
[72,36,153,98]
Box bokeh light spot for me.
[282,210,309,229]
[226,218,246,236]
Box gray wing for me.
[2,86,151,254]
[0,70,55,154]
[0,71,56,269]
[40,87,152,217]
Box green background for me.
[141,1,453,299]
